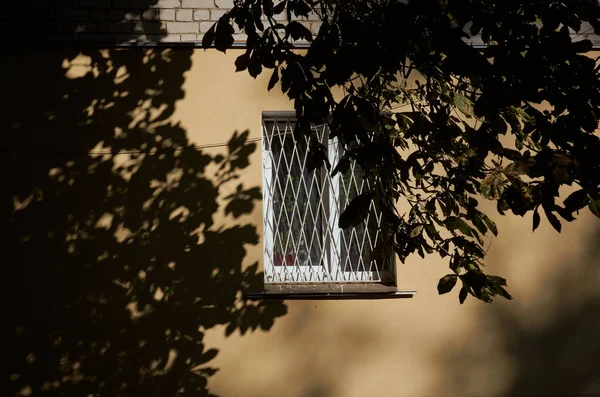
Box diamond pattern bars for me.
[262,117,394,284]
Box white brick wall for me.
[176,9,194,21]
[215,0,234,8]
[1,1,597,46]
[181,0,214,7]
[194,9,210,21]
[166,21,199,33]
[0,0,245,44]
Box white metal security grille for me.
[262,113,395,284]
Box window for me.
[261,112,397,288]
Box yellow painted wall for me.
[5,48,600,397]
[177,49,600,397]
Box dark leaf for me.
[410,225,424,238]
[487,275,507,286]
[544,207,562,232]
[533,207,541,231]
[225,322,236,336]
[263,0,274,18]
[445,216,462,230]
[267,68,279,91]
[556,206,576,222]
[437,274,458,295]
[502,149,522,161]
[458,220,473,236]
[445,216,472,236]
[331,155,351,177]
[425,224,441,242]
[201,23,216,49]
[339,192,372,229]
[573,39,593,53]
[273,0,287,14]
[589,197,600,218]
[198,349,219,364]
[481,214,498,236]
[288,0,310,17]
[198,367,219,376]
[480,171,505,200]
[470,20,482,36]
[454,93,473,117]
[214,20,235,52]
[286,21,313,42]
[495,285,513,300]
[563,189,588,211]
[261,51,277,68]
[235,52,250,72]
[471,214,488,235]
[248,53,263,78]
[459,286,468,304]
[305,142,330,172]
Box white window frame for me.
[262,112,396,286]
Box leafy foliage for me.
[203,0,600,303]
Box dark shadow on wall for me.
[2,47,286,396]
[437,226,600,397]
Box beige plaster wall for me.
[174,50,600,397]
[6,48,600,397]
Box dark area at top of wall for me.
[0,0,238,45]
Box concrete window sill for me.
[245,283,416,300]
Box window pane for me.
[270,125,324,269]
[262,115,395,284]
[338,160,389,280]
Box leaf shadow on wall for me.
[3,47,286,396]
[436,225,600,396]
